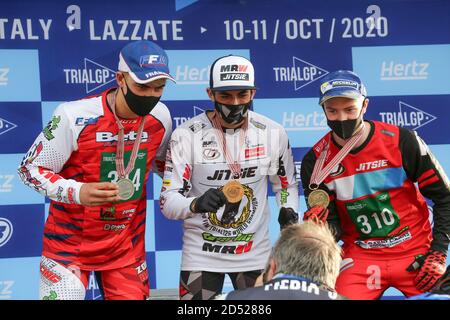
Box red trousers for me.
[336,254,423,300]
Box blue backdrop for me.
[0,0,449,300]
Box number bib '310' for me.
[345,191,400,239]
[100,150,147,202]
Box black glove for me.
[278,207,298,230]
[190,188,227,213]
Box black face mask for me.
[121,78,161,117]
[214,100,252,124]
[327,108,364,140]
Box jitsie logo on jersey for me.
[96,131,148,142]
[355,160,388,172]
[206,167,257,180]
[202,241,253,254]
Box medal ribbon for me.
[109,92,146,180]
[210,111,248,179]
[309,123,366,189]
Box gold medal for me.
[222,180,244,203]
[307,189,330,208]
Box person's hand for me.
[190,188,227,213]
[406,250,447,292]
[254,272,265,287]
[79,182,120,206]
[303,206,329,223]
[278,207,298,230]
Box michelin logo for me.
[379,101,436,130]
[273,57,328,90]
[380,60,429,80]
[63,58,116,93]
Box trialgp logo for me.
[0,218,13,247]
[273,56,328,91]
[379,101,436,130]
[63,58,116,94]
[96,131,148,142]
[0,116,18,136]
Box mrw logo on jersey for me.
[273,57,329,91]
[63,58,116,94]
[379,101,437,130]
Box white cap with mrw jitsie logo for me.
[209,55,256,91]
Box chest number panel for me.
[100,150,147,202]
[346,191,400,239]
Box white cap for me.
[209,55,256,91]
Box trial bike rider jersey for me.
[18,88,172,270]
[301,121,450,259]
[160,110,299,272]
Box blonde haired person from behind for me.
[218,221,345,300]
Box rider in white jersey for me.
[160,55,299,300]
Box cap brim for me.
[211,85,257,91]
[129,72,176,84]
[319,89,363,105]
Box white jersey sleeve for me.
[268,126,299,212]
[159,126,197,220]
[17,102,84,204]
[150,102,173,179]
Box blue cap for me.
[118,40,175,84]
[319,70,366,105]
